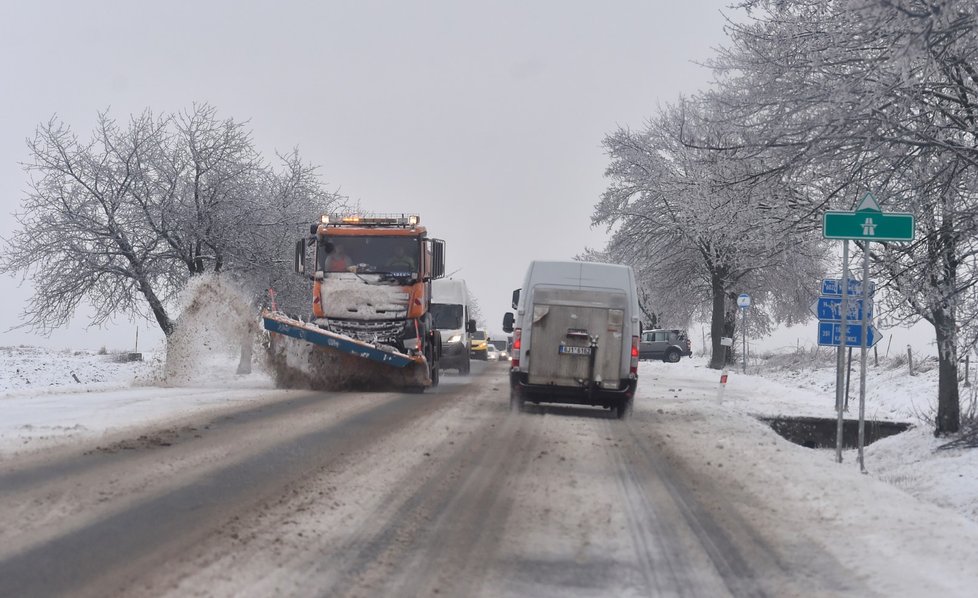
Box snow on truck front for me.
[311,215,435,355]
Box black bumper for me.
[509,371,636,408]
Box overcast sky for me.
[0,0,733,351]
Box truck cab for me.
[292,213,446,386]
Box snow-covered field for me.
[2,344,976,532]
[0,346,275,456]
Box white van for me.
[502,260,641,418]
[431,278,476,374]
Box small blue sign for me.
[817,321,880,348]
[816,297,873,322]
[821,278,875,297]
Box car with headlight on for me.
[470,329,490,360]
[486,345,500,361]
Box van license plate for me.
[559,345,592,355]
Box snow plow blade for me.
[263,311,416,367]
[262,311,432,391]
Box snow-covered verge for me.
[690,350,978,524]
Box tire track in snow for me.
[313,396,539,597]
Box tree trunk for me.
[933,307,960,434]
[708,271,727,369]
[723,291,739,366]
[140,280,174,337]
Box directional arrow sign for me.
[822,192,915,241]
[821,278,875,297]
[811,297,873,321]
[817,321,881,348]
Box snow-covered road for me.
[1,355,978,596]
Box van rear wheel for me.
[614,397,633,419]
[665,349,681,363]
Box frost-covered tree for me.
[2,105,344,338]
[715,0,978,433]
[594,99,827,369]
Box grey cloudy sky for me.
[0,0,732,351]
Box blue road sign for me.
[821,278,875,297]
[817,321,880,348]
[815,297,873,321]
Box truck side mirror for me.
[430,239,446,279]
[466,319,477,334]
[502,312,515,333]
[511,289,521,310]
[294,239,306,275]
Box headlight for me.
[448,335,462,343]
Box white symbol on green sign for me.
[822,192,915,241]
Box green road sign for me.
[822,192,915,241]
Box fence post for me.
[907,345,914,377]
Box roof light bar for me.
[321,213,421,227]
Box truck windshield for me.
[319,236,420,274]
[430,304,463,329]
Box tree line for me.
[2,104,344,340]
[593,0,978,434]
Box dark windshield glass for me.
[430,304,463,329]
[319,235,420,274]
[471,330,486,340]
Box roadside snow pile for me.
[163,274,262,385]
[0,346,158,394]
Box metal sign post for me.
[835,242,849,464]
[821,192,915,469]
[858,243,871,472]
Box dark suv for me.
[639,329,692,363]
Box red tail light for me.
[629,335,639,376]
[511,328,522,368]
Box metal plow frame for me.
[263,311,420,367]
[262,311,432,390]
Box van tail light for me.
[511,328,522,368]
[630,335,639,376]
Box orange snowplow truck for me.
[263,213,446,390]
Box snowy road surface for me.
[2,359,978,596]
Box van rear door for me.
[527,288,626,388]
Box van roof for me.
[431,278,468,304]
[526,260,634,290]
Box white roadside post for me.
[737,293,751,374]
[717,336,734,402]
